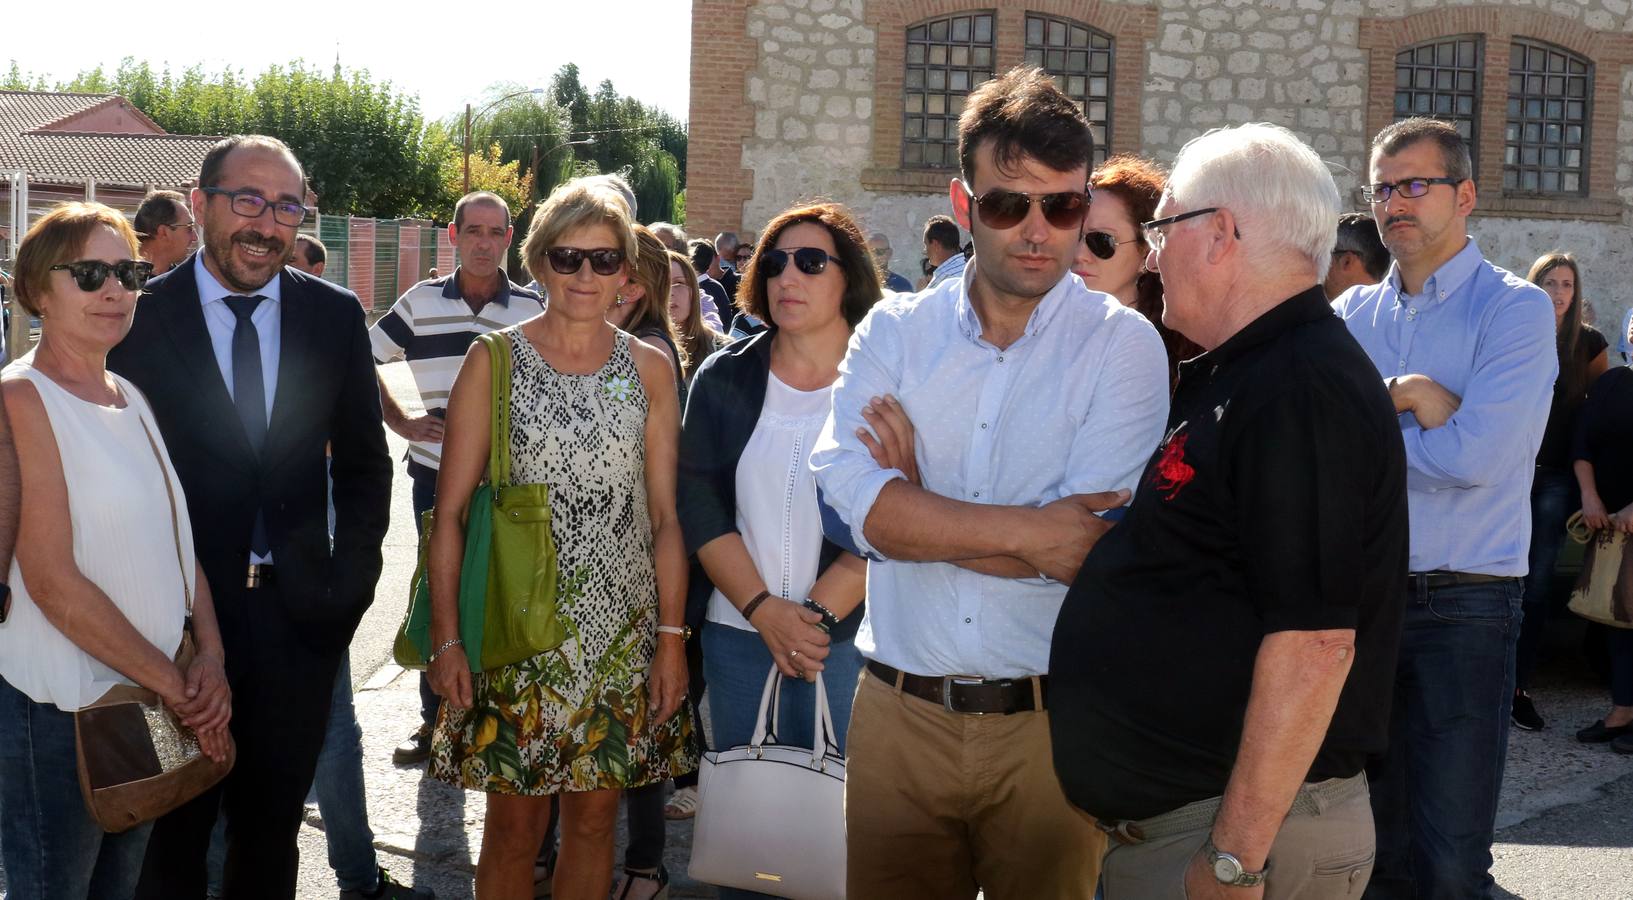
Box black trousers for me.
[135,574,343,900]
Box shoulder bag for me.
[395,330,566,671]
[73,414,235,833]
[689,666,846,900]
[1566,511,1633,629]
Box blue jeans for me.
[1365,579,1523,900]
[0,674,154,899]
[410,460,440,727]
[701,621,862,900]
[1517,468,1576,691]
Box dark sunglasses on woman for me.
[963,185,1091,230]
[1081,230,1142,261]
[760,247,837,278]
[544,247,626,276]
[49,259,155,292]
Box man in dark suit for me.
[109,134,392,899]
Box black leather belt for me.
[246,563,276,590]
[866,660,1046,715]
[1407,570,1519,591]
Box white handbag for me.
[689,665,847,900]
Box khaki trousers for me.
[1100,772,1375,900]
[844,669,1106,900]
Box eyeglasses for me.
[1359,177,1463,204]
[760,247,837,278]
[1081,230,1142,260]
[49,259,154,292]
[1140,207,1239,253]
[163,219,196,232]
[963,184,1092,230]
[544,247,627,276]
[201,187,309,227]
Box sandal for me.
[663,785,699,820]
[613,864,670,900]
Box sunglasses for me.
[1081,230,1141,260]
[544,247,627,276]
[49,259,154,292]
[760,247,837,278]
[963,184,1091,230]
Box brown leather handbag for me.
[72,414,234,833]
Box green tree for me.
[442,143,534,219]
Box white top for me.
[708,372,834,631]
[0,358,193,711]
[810,264,1170,678]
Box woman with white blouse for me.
[0,202,231,898]
[677,201,881,899]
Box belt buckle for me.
[1096,819,1147,845]
[942,675,987,715]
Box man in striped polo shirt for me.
[369,191,543,764]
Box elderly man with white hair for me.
[1048,123,1410,900]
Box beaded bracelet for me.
[803,598,840,632]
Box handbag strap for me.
[136,413,194,616]
[480,331,514,488]
[749,665,844,764]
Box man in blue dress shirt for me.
[1333,117,1557,900]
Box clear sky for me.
[5,0,693,123]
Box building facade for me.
[689,0,1633,335]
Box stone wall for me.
[691,0,1633,336]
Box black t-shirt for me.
[1049,287,1409,823]
[1574,365,1633,511]
[1538,325,1609,469]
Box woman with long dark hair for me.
[1513,251,1610,731]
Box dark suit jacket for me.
[108,254,393,653]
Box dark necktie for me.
[224,295,271,557]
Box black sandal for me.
[613,864,669,900]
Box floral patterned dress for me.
[430,328,696,794]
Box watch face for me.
[1213,854,1242,883]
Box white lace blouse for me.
[708,372,834,631]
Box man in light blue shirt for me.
[922,214,967,288]
[811,68,1168,898]
[1333,118,1556,900]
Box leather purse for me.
[1566,511,1633,629]
[689,666,847,900]
[73,415,235,833]
[395,330,565,672]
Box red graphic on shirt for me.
[1149,431,1195,501]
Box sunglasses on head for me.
[760,247,837,278]
[49,259,154,292]
[1081,230,1142,261]
[963,184,1091,230]
[544,247,626,276]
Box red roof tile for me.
[0,90,221,189]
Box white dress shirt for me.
[810,265,1170,678]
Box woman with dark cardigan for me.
[1513,251,1609,731]
[1571,326,1633,755]
[678,201,880,899]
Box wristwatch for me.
[656,624,692,640]
[1205,840,1267,887]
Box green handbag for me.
[394,331,566,672]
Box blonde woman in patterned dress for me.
[427,178,694,900]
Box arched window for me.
[1025,13,1114,165]
[902,12,996,169]
[1393,35,1483,166]
[1505,38,1591,194]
